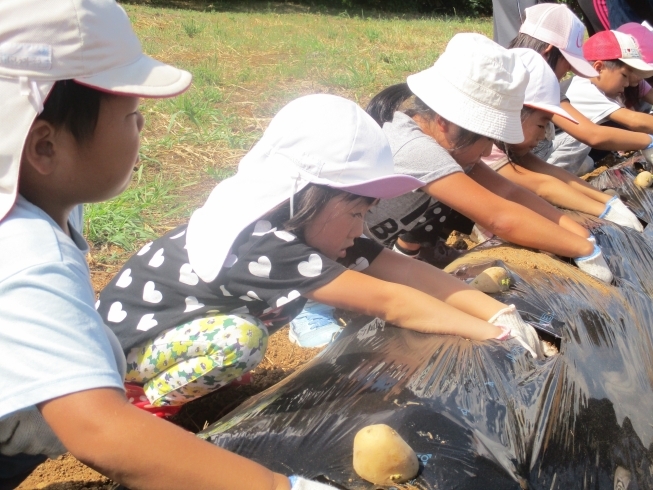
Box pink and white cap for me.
[617,23,653,64]
[186,94,423,282]
[584,30,653,77]
[513,48,577,123]
[519,3,599,78]
[0,0,192,223]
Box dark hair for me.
[597,59,626,70]
[263,184,376,236]
[624,86,640,109]
[36,80,105,142]
[508,33,563,74]
[494,106,538,168]
[366,82,484,151]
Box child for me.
[364,33,613,283]
[484,48,643,232]
[549,30,653,174]
[0,1,334,489]
[508,4,653,174]
[97,92,549,413]
[617,23,653,115]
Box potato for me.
[634,171,653,188]
[353,424,419,485]
[469,266,512,293]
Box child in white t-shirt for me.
[0,1,335,489]
[483,49,643,232]
[550,30,653,174]
[507,5,653,175]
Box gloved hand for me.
[642,135,653,164]
[574,244,613,283]
[289,476,337,489]
[489,305,544,359]
[600,196,643,232]
[470,224,494,244]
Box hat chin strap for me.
[289,170,301,219]
[19,76,44,114]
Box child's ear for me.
[593,60,605,73]
[21,120,57,175]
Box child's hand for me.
[489,305,544,359]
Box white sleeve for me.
[566,77,623,125]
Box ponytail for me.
[366,81,480,151]
[365,83,415,126]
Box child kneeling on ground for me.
[0,1,334,489]
[97,93,548,414]
[483,48,643,232]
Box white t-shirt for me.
[565,76,624,124]
[0,196,125,457]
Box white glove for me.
[470,224,494,244]
[290,476,337,489]
[574,244,613,283]
[489,305,544,359]
[642,135,653,164]
[600,196,643,232]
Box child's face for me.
[553,56,572,81]
[449,136,494,170]
[510,109,553,157]
[593,61,633,99]
[304,195,375,260]
[627,69,644,87]
[69,95,144,203]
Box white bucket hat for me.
[519,3,599,78]
[407,33,529,145]
[0,0,192,222]
[512,48,578,123]
[186,94,423,283]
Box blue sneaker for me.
[289,301,343,348]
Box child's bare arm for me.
[554,102,652,150]
[496,162,606,216]
[40,389,291,490]
[305,263,502,340]
[609,107,653,134]
[518,152,611,203]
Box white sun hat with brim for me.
[186,94,423,283]
[406,33,529,145]
[519,3,599,78]
[0,0,192,223]
[512,48,578,123]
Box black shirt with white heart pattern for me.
[96,220,383,352]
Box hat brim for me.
[317,174,424,199]
[560,50,599,78]
[620,58,653,78]
[408,72,525,144]
[74,54,192,98]
[524,102,578,123]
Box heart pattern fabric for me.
[97,223,382,354]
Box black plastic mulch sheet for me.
[198,155,653,489]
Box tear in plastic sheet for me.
[198,154,653,489]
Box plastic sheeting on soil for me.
[198,154,653,489]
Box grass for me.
[87,1,491,263]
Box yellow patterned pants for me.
[124,313,268,406]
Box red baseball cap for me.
[584,30,653,76]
